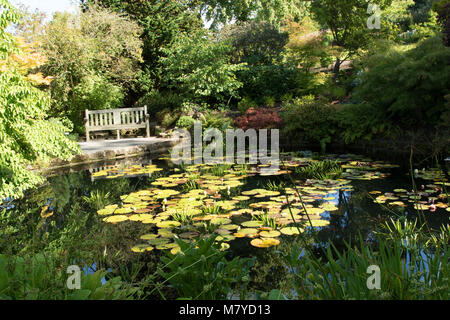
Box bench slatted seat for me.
[85,106,150,141]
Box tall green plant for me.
[0,0,79,199]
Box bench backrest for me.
[85,106,148,130]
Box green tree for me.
[219,21,289,65]
[82,0,203,97]
[337,37,450,142]
[197,0,309,29]
[0,0,80,199]
[310,0,392,80]
[39,6,143,133]
[160,31,245,107]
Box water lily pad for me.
[250,238,280,248]
[140,234,158,240]
[259,230,281,238]
[280,227,302,235]
[156,220,181,228]
[131,244,154,253]
[241,221,264,228]
[103,215,129,223]
[238,228,259,235]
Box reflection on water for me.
[2,152,449,290]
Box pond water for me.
[3,151,449,290]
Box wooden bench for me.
[85,106,150,142]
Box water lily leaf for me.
[156,221,181,228]
[241,221,264,228]
[210,218,232,225]
[280,227,303,235]
[250,238,280,248]
[156,242,179,250]
[310,220,330,227]
[147,238,170,246]
[260,230,281,238]
[103,215,129,223]
[131,244,154,253]
[114,207,133,214]
[140,234,158,240]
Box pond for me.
[3,151,449,292]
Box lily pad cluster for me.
[92,164,163,179]
[95,153,416,253]
[370,183,449,212]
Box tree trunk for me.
[333,57,341,81]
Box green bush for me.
[237,64,301,104]
[335,103,389,143]
[138,90,184,116]
[352,37,450,131]
[0,253,137,300]
[200,112,233,131]
[176,116,196,129]
[70,73,124,133]
[281,95,336,153]
[295,160,343,180]
[237,96,258,114]
[157,236,254,299]
[157,108,182,129]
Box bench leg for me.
[116,129,120,140]
[86,131,90,142]
[146,123,150,138]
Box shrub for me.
[71,73,124,133]
[176,116,196,129]
[156,108,181,129]
[356,37,450,126]
[236,64,301,104]
[200,112,233,131]
[295,160,343,180]
[281,95,336,152]
[335,103,388,143]
[237,96,258,114]
[157,236,254,299]
[138,90,184,116]
[160,31,245,107]
[0,253,137,300]
[235,107,283,131]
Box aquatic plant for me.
[156,236,255,299]
[295,160,343,180]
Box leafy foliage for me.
[281,95,336,152]
[39,6,143,132]
[236,64,301,104]
[0,253,137,299]
[0,3,79,199]
[345,37,450,140]
[160,31,245,107]
[157,236,254,299]
[219,21,289,65]
[235,107,283,130]
[310,0,393,78]
[295,160,343,180]
[434,0,450,46]
[198,0,309,29]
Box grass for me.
[277,219,449,300]
[295,160,343,180]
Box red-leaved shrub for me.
[235,107,283,130]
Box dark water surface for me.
[2,152,449,291]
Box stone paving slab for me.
[44,137,181,171]
[79,137,176,154]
